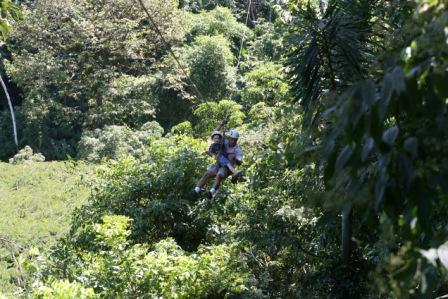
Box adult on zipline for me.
[193,129,243,198]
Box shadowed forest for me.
[1,0,448,298]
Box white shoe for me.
[207,188,216,199]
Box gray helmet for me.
[225,129,239,139]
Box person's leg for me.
[211,174,224,190]
[196,171,215,189]
[194,165,218,193]
[208,167,229,197]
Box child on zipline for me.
[194,129,244,197]
[208,131,238,176]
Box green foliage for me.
[88,75,157,128]
[240,62,290,107]
[27,215,249,298]
[3,0,184,159]
[231,110,369,297]
[162,35,236,103]
[8,145,45,164]
[3,1,446,298]
[32,280,95,299]
[247,102,275,127]
[181,0,284,25]
[76,122,163,162]
[288,0,381,120]
[0,0,21,41]
[246,20,285,62]
[93,215,131,249]
[188,36,235,101]
[0,161,91,295]
[188,7,252,52]
[170,121,194,135]
[71,135,210,249]
[320,1,448,295]
[193,99,245,137]
[284,0,448,297]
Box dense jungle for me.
[0,0,448,298]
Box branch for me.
[0,73,18,147]
[0,235,25,287]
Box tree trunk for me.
[0,73,18,147]
[341,205,353,263]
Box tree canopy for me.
[1,0,448,298]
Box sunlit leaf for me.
[420,248,438,266]
[438,244,448,271]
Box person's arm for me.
[206,144,217,156]
[234,146,243,165]
[226,163,238,175]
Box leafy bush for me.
[188,7,252,52]
[170,121,194,135]
[240,62,290,108]
[32,280,95,299]
[8,145,45,164]
[193,99,245,137]
[72,135,210,249]
[27,215,249,298]
[161,35,236,103]
[87,75,158,128]
[247,102,275,128]
[246,20,285,62]
[76,122,163,162]
[187,36,235,101]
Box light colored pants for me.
[207,164,230,178]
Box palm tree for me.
[288,0,381,122]
[287,0,384,262]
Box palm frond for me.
[287,0,383,122]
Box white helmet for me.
[210,130,223,139]
[226,129,239,139]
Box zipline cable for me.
[229,0,252,100]
[135,0,204,100]
[235,0,252,71]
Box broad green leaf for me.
[361,80,376,110]
[434,73,448,98]
[324,150,337,182]
[438,244,448,271]
[382,126,399,145]
[420,248,438,266]
[379,78,392,121]
[335,144,354,173]
[403,137,418,158]
[0,21,10,40]
[374,171,387,210]
[362,137,374,162]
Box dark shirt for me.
[208,143,222,155]
[208,142,232,167]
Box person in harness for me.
[207,131,239,177]
[193,129,243,198]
